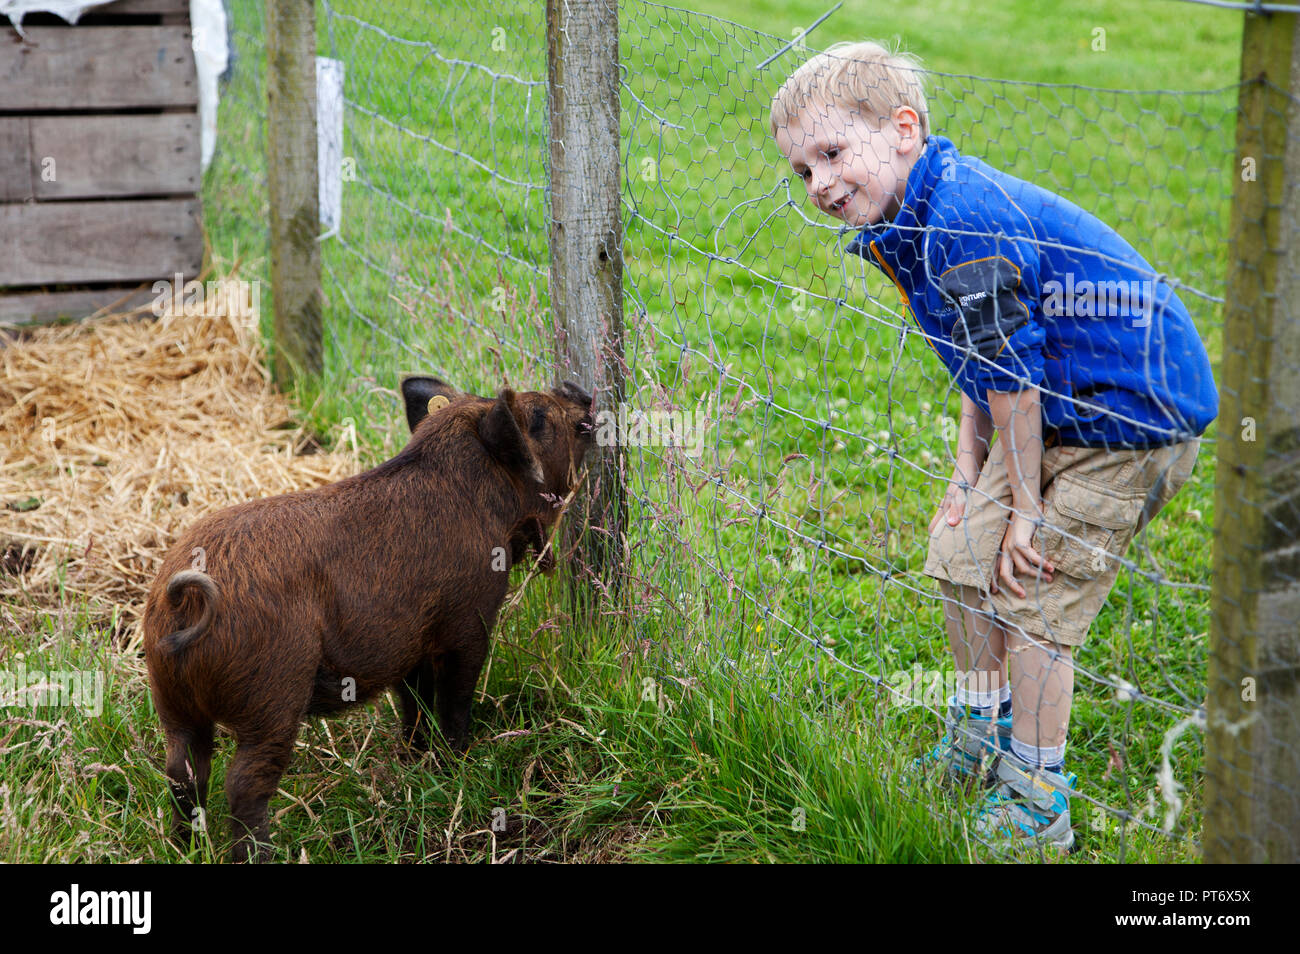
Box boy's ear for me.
[478,389,544,483]
[892,105,924,154]
[402,376,460,432]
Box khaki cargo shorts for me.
[923,435,1201,647]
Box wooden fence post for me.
[546,0,627,597]
[1205,7,1300,864]
[266,0,323,386]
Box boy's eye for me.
[800,169,811,180]
[826,148,839,159]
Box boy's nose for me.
[809,167,834,197]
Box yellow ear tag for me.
[427,395,450,414]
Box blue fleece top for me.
[845,135,1218,448]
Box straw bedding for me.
[0,282,359,646]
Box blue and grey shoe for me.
[975,750,1077,851]
[914,703,1012,788]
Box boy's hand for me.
[993,508,1055,599]
[929,464,978,534]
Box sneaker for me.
[913,703,1012,788]
[975,750,1077,852]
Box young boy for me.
[770,41,1217,850]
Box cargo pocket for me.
[1036,473,1146,579]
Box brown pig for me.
[143,377,594,862]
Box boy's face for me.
[775,100,922,228]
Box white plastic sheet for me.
[316,57,345,236]
[1,0,105,32]
[3,1,230,173]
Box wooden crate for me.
[0,0,203,327]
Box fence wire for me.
[199,0,1288,861]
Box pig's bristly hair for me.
[387,394,547,487]
[378,397,493,476]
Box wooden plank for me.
[31,113,199,198]
[0,27,197,111]
[0,118,34,202]
[0,286,159,328]
[0,199,202,286]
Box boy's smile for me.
[775,100,923,228]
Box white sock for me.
[999,684,1011,705]
[953,684,1000,713]
[1011,736,1066,770]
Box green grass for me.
[2,0,1244,862]
[1,576,978,863]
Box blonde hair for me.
[769,40,930,139]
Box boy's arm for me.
[956,391,994,481]
[932,392,994,532]
[928,195,1046,398]
[925,198,1050,592]
[987,387,1054,597]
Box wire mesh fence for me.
[198,0,1297,861]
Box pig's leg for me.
[225,727,298,863]
[396,660,438,751]
[164,720,214,848]
[434,640,489,753]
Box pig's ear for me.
[479,389,544,483]
[553,380,593,410]
[402,376,459,433]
